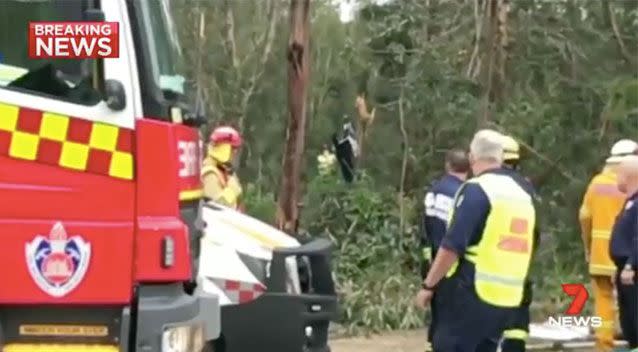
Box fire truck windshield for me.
[137,0,186,96]
[0,0,101,106]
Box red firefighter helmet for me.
[209,126,242,148]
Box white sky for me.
[338,0,392,23]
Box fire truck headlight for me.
[161,323,205,352]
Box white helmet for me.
[607,139,638,163]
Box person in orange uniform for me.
[579,139,638,351]
[202,126,243,209]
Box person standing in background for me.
[202,126,244,209]
[420,148,469,351]
[609,155,638,350]
[499,135,540,352]
[579,139,638,351]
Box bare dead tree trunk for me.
[495,0,509,99]
[398,85,408,234]
[467,0,485,79]
[478,0,496,126]
[276,0,311,234]
[222,0,239,69]
[478,0,509,126]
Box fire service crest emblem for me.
[25,222,91,298]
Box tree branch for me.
[194,9,206,93]
[222,0,239,68]
[310,50,333,127]
[238,0,279,130]
[604,0,634,66]
[487,122,582,184]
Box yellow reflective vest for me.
[447,172,536,307]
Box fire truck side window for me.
[0,0,102,106]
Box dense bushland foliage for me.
[173,0,638,333]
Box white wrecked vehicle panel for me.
[198,202,302,306]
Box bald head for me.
[617,155,638,195]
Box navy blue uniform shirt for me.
[610,190,638,269]
[423,174,464,251]
[440,168,539,285]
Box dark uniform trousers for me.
[616,269,638,349]
[432,275,513,352]
[423,249,438,346]
[500,280,532,352]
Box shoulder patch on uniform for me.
[626,201,634,210]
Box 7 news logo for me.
[548,283,602,328]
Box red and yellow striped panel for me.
[0,102,134,180]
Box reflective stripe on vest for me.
[503,328,529,340]
[592,229,611,239]
[448,173,535,307]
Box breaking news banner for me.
[28,22,119,59]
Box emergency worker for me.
[421,148,469,350]
[610,155,638,350]
[416,129,539,352]
[317,145,337,176]
[579,139,638,351]
[202,126,243,209]
[499,135,539,352]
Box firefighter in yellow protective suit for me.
[202,126,243,209]
[579,139,638,351]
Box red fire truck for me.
[0,0,220,351]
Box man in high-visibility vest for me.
[579,139,638,351]
[416,129,539,352]
[202,126,243,209]
[499,135,539,352]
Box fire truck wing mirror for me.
[105,79,126,111]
